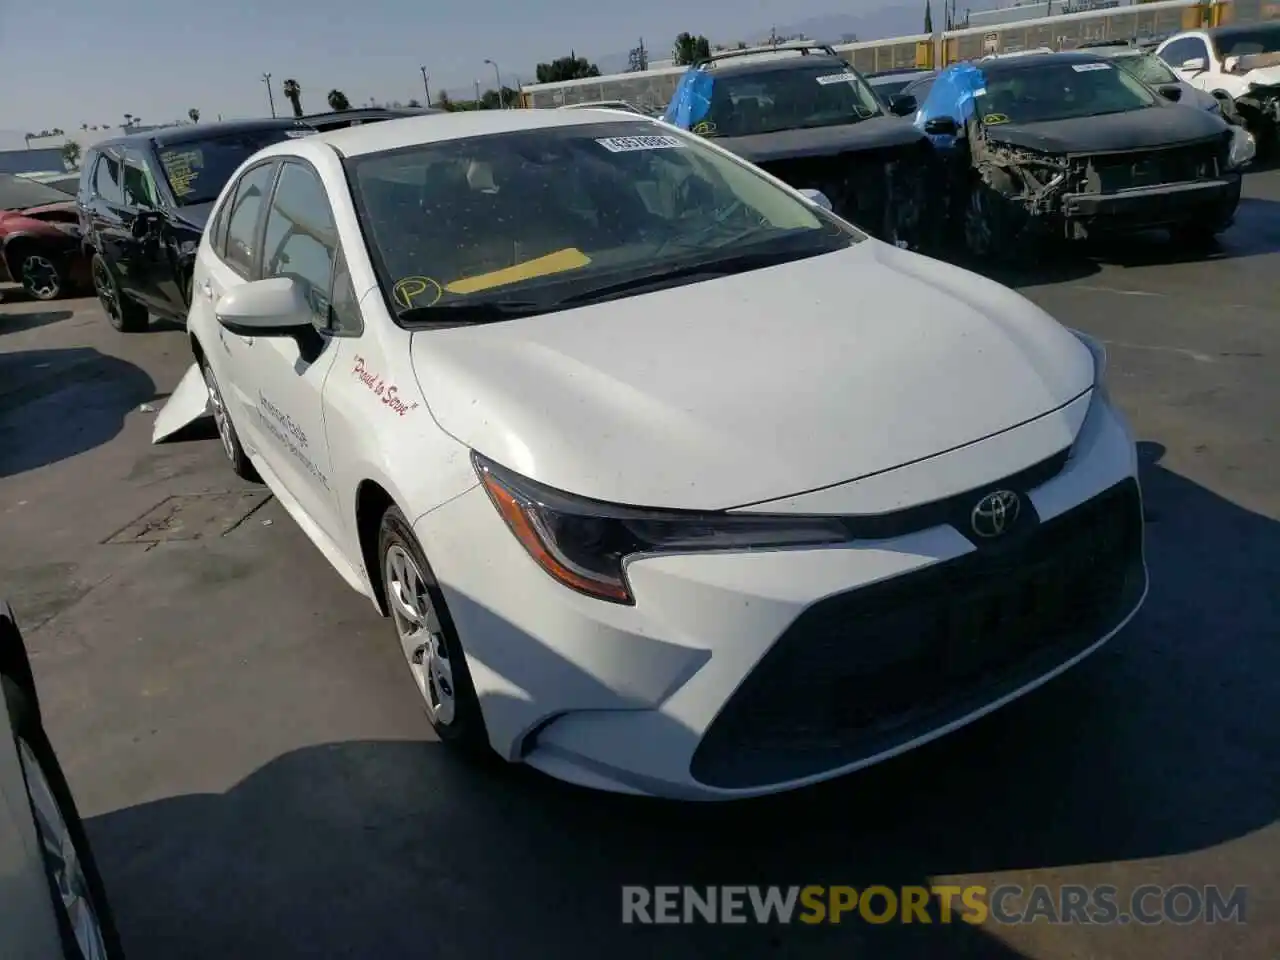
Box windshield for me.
[346,121,856,323]
[1214,26,1280,59]
[157,129,308,205]
[701,64,884,137]
[869,77,914,98]
[1112,52,1178,86]
[976,60,1159,125]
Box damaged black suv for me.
[916,50,1246,257]
[663,43,932,248]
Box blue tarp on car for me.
[914,62,988,129]
[662,71,717,130]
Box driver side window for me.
[261,161,338,329]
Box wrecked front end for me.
[754,139,934,249]
[967,128,1241,244]
[1237,83,1280,125]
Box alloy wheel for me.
[20,255,60,300]
[384,544,455,726]
[201,365,237,462]
[17,737,109,960]
[91,260,119,321]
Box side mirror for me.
[1157,83,1183,102]
[923,116,959,136]
[215,277,315,337]
[1179,57,1207,73]
[888,94,918,117]
[798,188,833,211]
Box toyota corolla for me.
[154,109,1148,799]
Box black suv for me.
[78,118,315,332]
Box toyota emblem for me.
[970,490,1021,539]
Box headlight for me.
[474,453,849,604]
[1228,125,1257,169]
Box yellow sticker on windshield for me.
[445,248,592,296]
[983,113,1010,125]
[393,276,443,309]
[692,120,717,136]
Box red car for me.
[0,174,90,301]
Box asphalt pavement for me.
[1,169,1277,959]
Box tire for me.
[15,249,65,301]
[199,357,259,481]
[2,676,125,960]
[90,253,148,333]
[377,505,488,750]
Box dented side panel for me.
[152,362,210,444]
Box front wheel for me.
[378,506,487,749]
[199,358,258,481]
[3,677,125,960]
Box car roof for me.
[298,107,655,159]
[1208,21,1280,39]
[701,53,851,78]
[302,107,443,127]
[976,50,1111,75]
[92,117,311,152]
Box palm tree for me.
[188,108,200,124]
[327,89,350,111]
[282,78,304,117]
[123,113,133,129]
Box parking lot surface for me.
[2,169,1277,959]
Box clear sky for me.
[0,0,849,131]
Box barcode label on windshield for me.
[1071,62,1112,72]
[595,135,683,152]
[816,73,857,85]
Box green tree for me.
[673,32,712,65]
[535,52,601,83]
[188,107,200,124]
[282,78,304,117]
[60,141,82,170]
[436,90,455,111]
[924,0,934,33]
[407,98,421,107]
[327,89,351,111]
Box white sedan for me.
[1,601,122,959]
[156,108,1148,800]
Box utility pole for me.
[420,66,431,106]
[769,26,778,49]
[474,79,481,104]
[485,59,505,107]
[262,72,276,117]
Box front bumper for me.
[1060,175,1242,231]
[415,391,1146,799]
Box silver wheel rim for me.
[17,738,108,960]
[201,366,236,462]
[21,255,60,299]
[384,544,455,726]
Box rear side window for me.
[222,162,278,277]
[93,153,124,204]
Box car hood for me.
[983,104,1228,154]
[410,242,1094,511]
[9,200,78,217]
[715,116,926,164]
[171,201,214,230]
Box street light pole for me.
[262,72,276,117]
[419,66,432,106]
[474,79,481,104]
[484,58,505,107]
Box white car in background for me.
[1156,22,1280,147]
[156,108,1147,800]
[1,601,122,959]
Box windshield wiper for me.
[547,248,809,308]
[397,299,547,326]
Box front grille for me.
[691,478,1145,789]
[1081,137,1225,193]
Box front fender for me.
[152,362,211,443]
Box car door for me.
[85,150,141,292]
[233,159,344,539]
[198,159,280,438]
[119,147,172,311]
